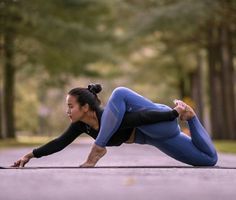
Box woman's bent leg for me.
[135,117,218,166]
[187,116,217,158]
[136,132,217,166]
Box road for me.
[0,140,236,200]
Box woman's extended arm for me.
[11,122,85,167]
[32,122,85,158]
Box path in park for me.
[0,140,236,200]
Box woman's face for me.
[66,95,87,122]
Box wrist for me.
[85,144,107,166]
[26,152,34,159]
[93,143,106,150]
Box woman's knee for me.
[208,151,218,166]
[111,87,130,99]
[192,152,218,167]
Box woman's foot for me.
[174,100,196,121]
[173,100,186,116]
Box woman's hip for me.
[135,120,180,141]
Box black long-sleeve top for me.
[32,109,178,158]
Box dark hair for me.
[68,83,102,111]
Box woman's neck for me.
[81,110,99,130]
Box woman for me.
[12,84,218,168]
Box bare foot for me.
[174,100,196,121]
[173,100,186,116]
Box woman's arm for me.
[120,109,179,128]
[11,122,85,167]
[32,122,85,158]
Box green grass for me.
[214,140,236,154]
[0,136,53,150]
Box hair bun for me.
[88,83,102,94]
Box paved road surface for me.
[0,140,236,200]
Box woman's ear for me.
[82,103,89,113]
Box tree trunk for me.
[0,89,3,139]
[0,35,3,139]
[207,27,225,139]
[2,30,16,138]
[190,52,204,122]
[219,24,236,139]
[177,64,188,99]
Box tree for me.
[0,0,118,139]
[1,0,19,138]
[205,0,236,139]
[120,0,236,139]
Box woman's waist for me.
[125,128,136,144]
[105,127,133,146]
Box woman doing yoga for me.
[12,84,218,168]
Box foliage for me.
[0,0,235,139]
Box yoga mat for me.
[0,165,236,169]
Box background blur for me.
[0,0,235,141]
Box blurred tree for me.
[1,0,235,140]
[0,0,3,139]
[205,0,236,139]
[0,0,119,139]
[189,52,204,120]
[113,0,208,119]
[115,0,236,139]
[1,0,19,138]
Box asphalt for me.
[0,140,236,200]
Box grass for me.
[0,136,53,150]
[0,137,236,154]
[214,140,236,154]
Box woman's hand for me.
[80,143,107,168]
[11,152,34,168]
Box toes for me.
[173,99,179,105]
[173,100,190,112]
[178,101,187,109]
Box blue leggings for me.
[95,87,218,166]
